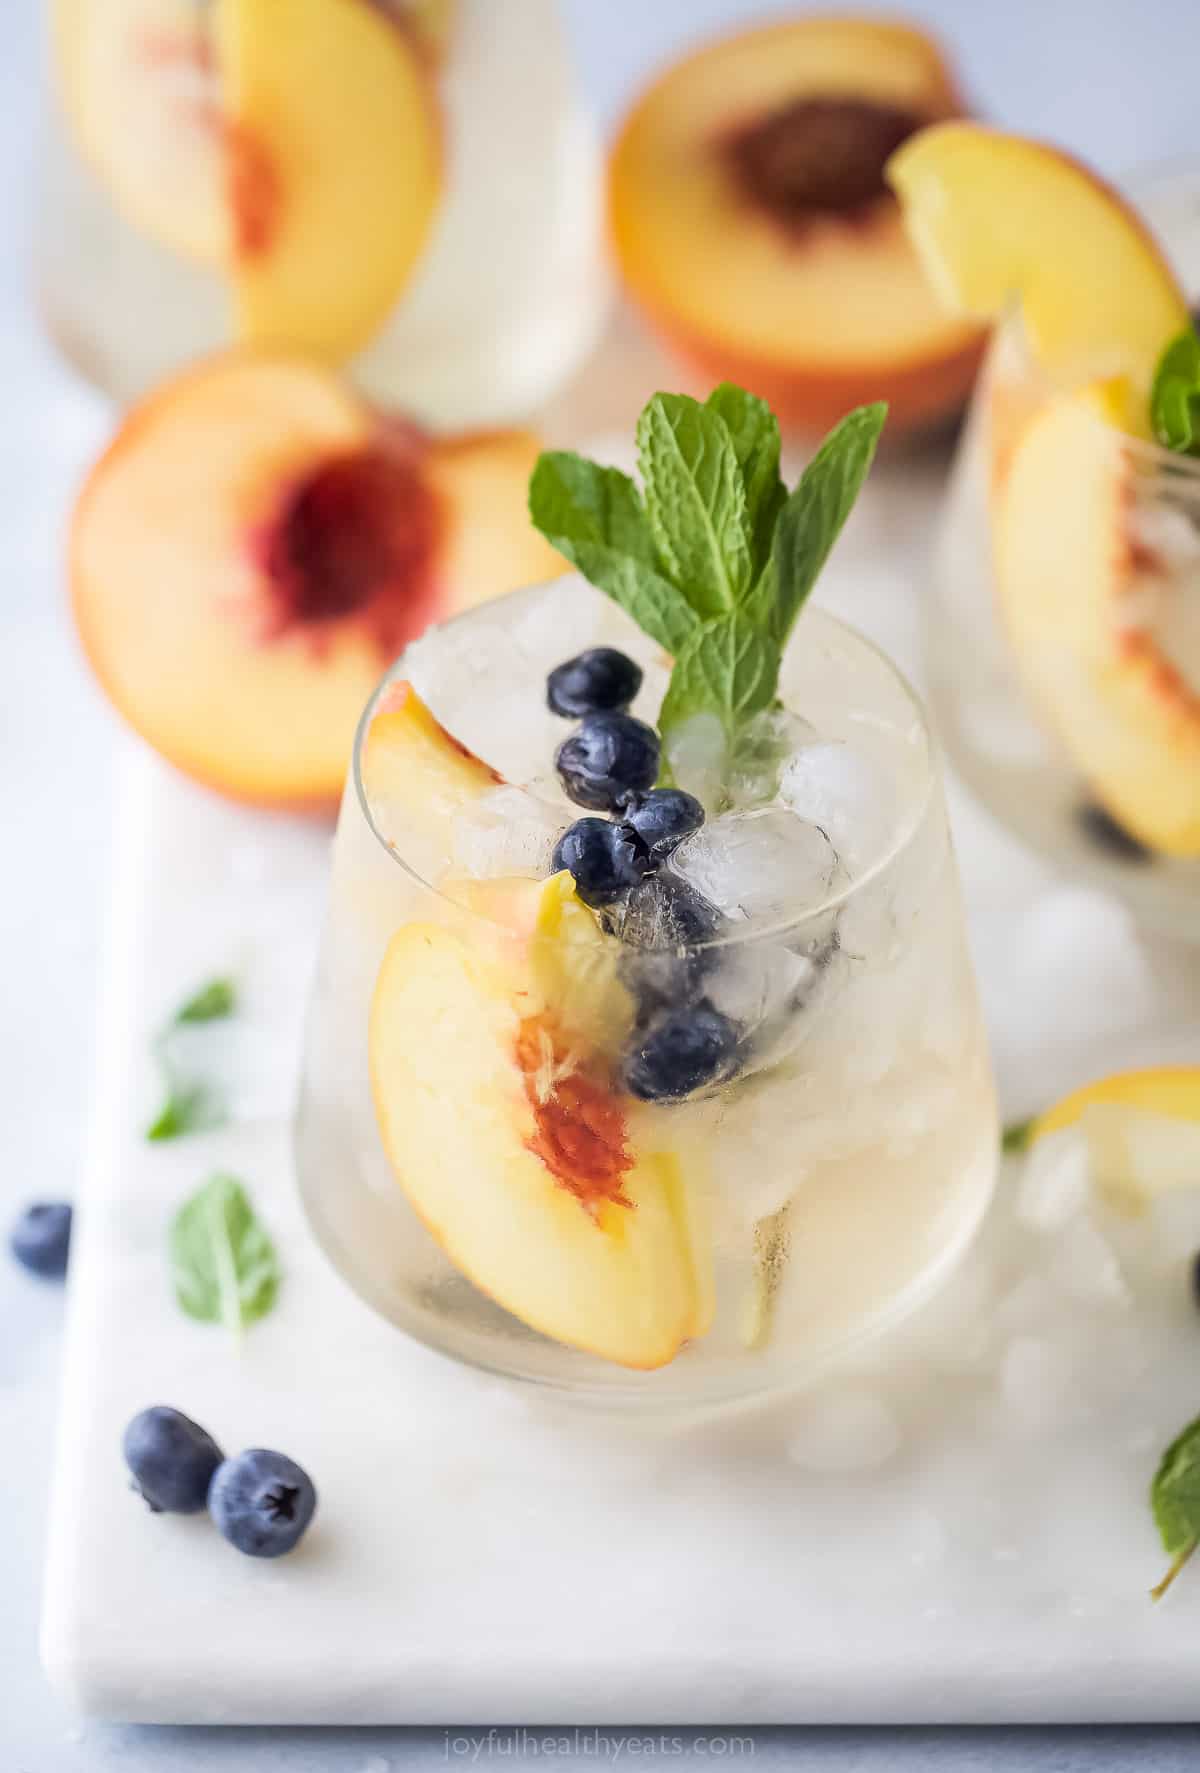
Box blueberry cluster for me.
[547,648,739,1103]
[124,1405,317,1559]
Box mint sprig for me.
[1151,1412,1200,1599]
[1150,328,1200,456]
[146,974,237,1142]
[530,386,886,762]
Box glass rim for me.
[350,583,941,952]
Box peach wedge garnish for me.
[887,122,1190,431]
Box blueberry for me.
[555,712,660,812]
[616,871,725,949]
[624,788,705,857]
[620,1003,741,1102]
[208,1449,317,1559]
[552,818,651,908]
[123,1406,224,1514]
[10,1201,72,1279]
[547,648,643,718]
[1077,802,1152,864]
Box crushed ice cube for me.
[998,1336,1079,1431]
[727,707,818,808]
[669,809,838,925]
[1048,1218,1130,1310]
[786,1389,901,1474]
[1014,1128,1091,1233]
[452,787,566,880]
[511,575,609,663]
[779,740,894,873]
[663,712,727,811]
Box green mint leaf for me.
[169,1174,280,1336]
[147,1082,225,1143]
[174,977,236,1025]
[636,392,752,617]
[529,452,699,656]
[1002,1117,1035,1156]
[750,401,888,646]
[1150,329,1200,456]
[704,383,785,574]
[1151,1414,1200,1599]
[658,613,780,743]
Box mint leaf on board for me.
[529,453,699,656]
[636,392,753,617]
[174,977,237,1024]
[749,402,888,645]
[147,1082,224,1143]
[1150,329,1200,457]
[658,613,780,743]
[704,383,785,575]
[1002,1117,1035,1156]
[169,1174,280,1337]
[145,973,237,1142]
[1151,1415,1200,1599]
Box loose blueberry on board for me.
[10,1201,72,1279]
[123,1406,224,1514]
[1077,802,1152,864]
[208,1448,317,1558]
[555,711,660,811]
[552,818,651,908]
[620,1002,741,1102]
[625,788,705,857]
[547,647,643,719]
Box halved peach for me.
[214,0,442,361]
[370,901,712,1369]
[887,122,1190,433]
[52,0,229,262]
[995,386,1200,854]
[71,354,563,809]
[608,15,983,433]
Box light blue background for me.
[4,0,1199,1767]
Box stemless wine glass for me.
[294,575,998,1410]
[931,313,1200,941]
[37,0,607,424]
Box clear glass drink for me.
[931,312,1200,941]
[295,574,998,1409]
[38,0,607,424]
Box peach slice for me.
[360,679,502,858]
[608,16,983,433]
[71,355,563,809]
[214,0,442,361]
[887,122,1190,432]
[52,0,229,262]
[995,387,1200,854]
[370,900,711,1369]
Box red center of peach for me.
[254,437,443,658]
[725,96,924,226]
[515,1018,634,1216]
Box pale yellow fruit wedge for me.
[995,387,1200,854]
[53,0,229,261]
[214,0,442,361]
[1032,1067,1200,1215]
[888,122,1189,432]
[370,918,709,1369]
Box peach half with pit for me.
[608,14,984,433]
[70,355,563,809]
